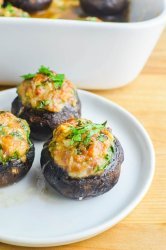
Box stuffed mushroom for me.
[12,66,81,141]
[0,111,34,187]
[41,118,124,200]
[6,0,52,13]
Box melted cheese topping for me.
[17,73,77,112]
[49,119,115,178]
[0,112,31,164]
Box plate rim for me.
[0,88,155,247]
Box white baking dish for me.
[0,0,166,89]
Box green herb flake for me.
[38,66,65,88]
[68,121,108,146]
[19,120,32,146]
[97,134,107,142]
[95,145,115,173]
[70,133,82,145]
[0,147,20,165]
[6,3,14,14]
[0,125,6,136]
[20,120,30,135]
[83,135,91,146]
[52,74,65,89]
[37,100,50,109]
[27,137,32,147]
[111,146,114,153]
[102,121,107,127]
[10,151,20,160]
[38,65,51,75]
[95,163,107,173]
[21,73,36,80]
[10,131,23,139]
[21,65,65,89]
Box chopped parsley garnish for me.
[37,100,50,109]
[0,140,20,165]
[6,3,14,14]
[21,73,36,80]
[38,65,51,75]
[20,120,30,136]
[95,145,114,172]
[0,125,6,136]
[10,151,20,160]
[10,131,23,139]
[38,65,65,89]
[69,121,107,146]
[0,150,20,165]
[97,134,107,142]
[19,120,32,146]
[102,121,107,126]
[21,65,65,89]
[52,74,65,89]
[110,146,114,153]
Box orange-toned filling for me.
[49,119,115,178]
[0,111,31,165]
[17,66,77,113]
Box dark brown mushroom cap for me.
[80,0,128,16]
[0,142,35,187]
[7,0,52,13]
[11,95,81,141]
[40,137,124,200]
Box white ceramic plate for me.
[0,88,155,247]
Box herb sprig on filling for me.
[67,120,115,173]
[21,65,65,89]
[68,120,108,146]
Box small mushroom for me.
[7,0,53,13]
[80,0,128,16]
